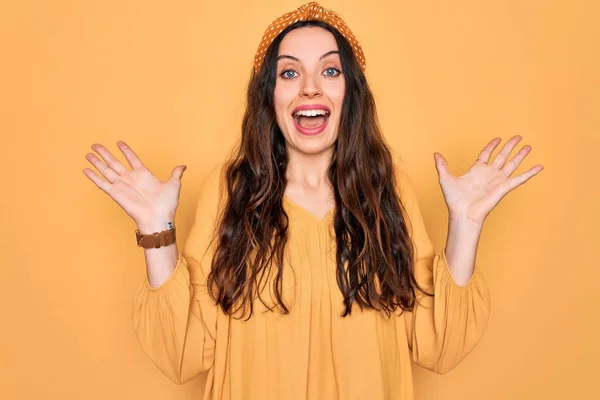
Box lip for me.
[291,103,331,115]
[291,104,331,136]
[292,115,329,136]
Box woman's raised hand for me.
[83,141,187,227]
[433,135,543,226]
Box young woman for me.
[83,2,543,399]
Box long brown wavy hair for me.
[206,20,430,320]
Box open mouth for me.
[292,109,330,130]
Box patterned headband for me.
[253,1,366,73]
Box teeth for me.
[294,109,329,117]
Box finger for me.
[91,143,128,175]
[169,165,187,183]
[507,165,544,191]
[502,145,532,176]
[85,153,119,183]
[491,135,523,169]
[83,168,112,195]
[117,141,146,170]
[433,153,450,179]
[475,137,502,164]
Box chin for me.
[287,129,338,154]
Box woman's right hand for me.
[83,141,187,228]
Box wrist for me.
[137,217,175,234]
[449,212,484,231]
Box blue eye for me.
[324,67,341,77]
[280,68,342,79]
[281,69,298,79]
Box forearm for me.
[444,215,483,286]
[137,217,180,289]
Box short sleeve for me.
[131,163,225,384]
[395,164,491,374]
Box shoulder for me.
[390,152,418,206]
[201,162,227,194]
[195,162,228,222]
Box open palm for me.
[434,135,544,225]
[83,141,187,226]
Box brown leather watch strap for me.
[135,227,177,249]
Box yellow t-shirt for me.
[131,162,491,400]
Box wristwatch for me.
[135,223,176,249]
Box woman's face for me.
[274,26,345,155]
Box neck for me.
[285,146,334,192]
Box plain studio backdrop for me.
[0,0,598,399]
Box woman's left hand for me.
[433,135,544,226]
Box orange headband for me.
[253,1,366,73]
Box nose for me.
[299,74,322,98]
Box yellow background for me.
[1,0,598,398]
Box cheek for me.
[274,86,292,122]
[336,82,346,103]
[325,81,345,107]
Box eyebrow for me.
[276,50,339,63]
